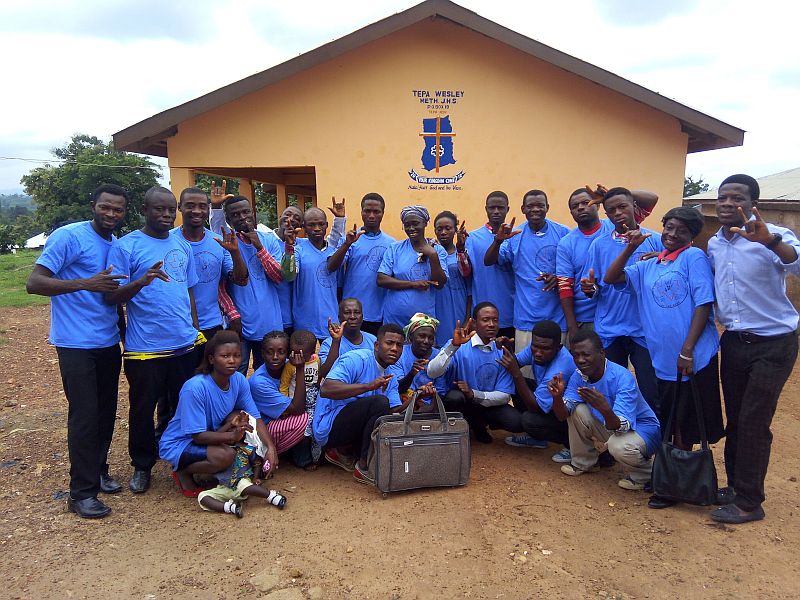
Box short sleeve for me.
[686,252,716,306]
[608,369,639,426]
[318,337,333,363]
[378,244,395,276]
[177,382,210,436]
[385,375,402,408]
[497,238,514,267]
[233,374,261,419]
[555,237,572,278]
[36,227,78,275]
[562,370,583,413]
[515,345,532,367]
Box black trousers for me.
[521,410,569,447]
[443,389,523,433]
[325,395,391,462]
[605,336,660,415]
[720,330,798,511]
[56,345,121,500]
[124,351,198,471]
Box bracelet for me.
[765,233,782,250]
[678,353,693,361]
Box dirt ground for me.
[0,305,799,600]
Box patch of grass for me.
[0,250,49,308]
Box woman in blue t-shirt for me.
[377,205,448,326]
[604,207,724,508]
[432,211,472,348]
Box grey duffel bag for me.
[369,393,471,494]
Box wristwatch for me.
[765,233,782,250]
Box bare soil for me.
[1,305,799,600]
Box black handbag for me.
[651,373,718,505]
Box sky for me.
[1,0,798,194]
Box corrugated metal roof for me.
[687,166,800,201]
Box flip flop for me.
[171,471,203,498]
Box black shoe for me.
[473,426,493,444]
[68,496,111,519]
[715,486,735,505]
[100,473,123,494]
[710,503,765,524]
[648,495,677,510]
[129,469,151,494]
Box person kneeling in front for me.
[549,329,661,490]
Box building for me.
[113,0,743,235]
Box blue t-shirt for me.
[292,238,340,339]
[158,372,260,470]
[433,251,472,347]
[36,221,119,349]
[556,220,615,323]
[563,360,661,454]
[108,230,198,352]
[465,225,515,329]
[386,343,450,397]
[318,331,377,363]
[248,363,291,423]
[378,239,449,327]
[585,228,662,348]
[621,247,719,381]
[341,231,395,322]
[226,232,284,341]
[515,345,576,413]
[313,348,401,445]
[170,227,234,330]
[441,338,516,394]
[498,219,569,331]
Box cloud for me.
[0,0,218,41]
[593,0,698,26]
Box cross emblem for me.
[419,117,456,173]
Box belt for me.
[726,329,798,344]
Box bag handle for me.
[403,390,448,434]
[668,370,710,450]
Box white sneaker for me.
[618,476,646,491]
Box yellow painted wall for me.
[168,17,687,237]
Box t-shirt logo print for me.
[315,262,334,288]
[366,245,388,271]
[163,248,188,282]
[194,251,219,283]
[534,245,557,273]
[248,254,266,281]
[651,271,689,308]
[476,363,497,392]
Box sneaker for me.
[504,435,548,449]
[551,448,572,463]
[618,476,647,491]
[353,463,375,486]
[560,463,599,477]
[324,448,355,472]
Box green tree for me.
[21,134,160,234]
[684,176,710,197]
[0,224,15,254]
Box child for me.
[280,330,323,465]
[198,410,287,518]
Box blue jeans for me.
[238,338,265,375]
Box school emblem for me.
[163,248,188,282]
[194,250,220,283]
[408,115,466,185]
[651,270,689,308]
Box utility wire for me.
[0,156,164,170]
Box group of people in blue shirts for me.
[29,173,799,527]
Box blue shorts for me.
[177,442,208,470]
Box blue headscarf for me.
[400,205,430,225]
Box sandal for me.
[171,471,203,498]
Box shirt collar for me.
[528,220,549,236]
[657,244,691,263]
[361,228,381,238]
[470,335,494,350]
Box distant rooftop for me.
[687,166,800,202]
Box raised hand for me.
[456,220,468,251]
[210,179,233,207]
[536,272,558,292]
[214,227,239,253]
[140,261,169,286]
[239,225,262,250]
[452,319,476,346]
[418,241,438,258]
[283,226,302,246]
[547,373,565,398]
[579,268,597,297]
[327,317,344,340]
[367,374,394,392]
[345,223,364,245]
[729,206,774,244]
[411,358,429,375]
[453,380,474,401]
[496,346,520,375]
[585,183,608,207]
[328,196,346,218]
[83,265,128,292]
[494,218,521,242]
[620,224,651,249]
[289,349,306,367]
